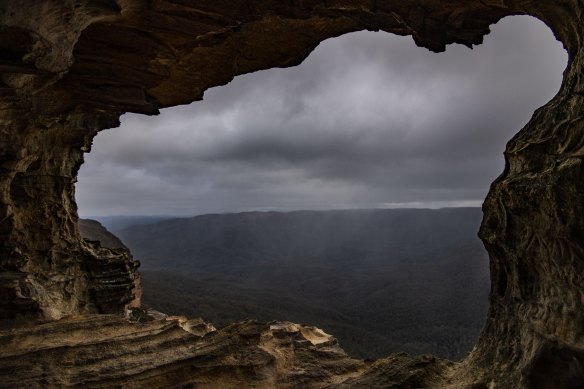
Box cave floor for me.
[0,313,461,388]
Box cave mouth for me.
[75,15,566,361]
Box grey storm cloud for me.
[76,16,567,216]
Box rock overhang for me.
[0,1,583,387]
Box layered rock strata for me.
[0,314,378,389]
[0,0,583,387]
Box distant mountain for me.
[118,208,486,272]
[83,215,173,234]
[82,208,490,360]
[79,219,128,250]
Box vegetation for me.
[104,208,490,360]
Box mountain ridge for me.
[81,208,489,360]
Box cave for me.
[1,1,584,388]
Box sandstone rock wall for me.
[0,314,371,389]
[0,1,583,387]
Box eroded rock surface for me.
[0,0,583,387]
[0,314,372,389]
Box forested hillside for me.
[85,208,490,360]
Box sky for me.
[76,16,567,217]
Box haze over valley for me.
[84,207,489,360]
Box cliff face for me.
[0,1,583,387]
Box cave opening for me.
[75,15,566,361]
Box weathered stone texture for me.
[0,314,369,389]
[0,0,583,387]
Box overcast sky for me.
[77,16,567,217]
